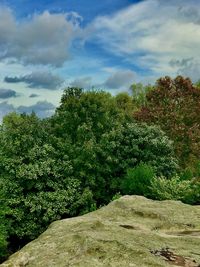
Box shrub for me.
[121,164,155,197]
[112,192,122,201]
[0,191,9,262]
[149,175,198,204]
[0,219,8,262]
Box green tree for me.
[115,92,135,120]
[50,89,178,204]
[0,190,9,262]
[130,83,153,107]
[0,112,93,244]
[50,88,126,203]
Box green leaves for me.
[149,175,199,204]
[0,86,181,261]
[121,164,155,196]
[0,112,94,245]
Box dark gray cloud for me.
[70,77,92,88]
[4,71,64,90]
[178,5,200,24]
[0,101,15,121]
[0,88,16,99]
[17,101,55,118]
[169,58,193,68]
[0,100,55,122]
[170,58,200,82]
[0,8,82,66]
[104,70,135,89]
[29,93,39,98]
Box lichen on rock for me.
[1,196,200,267]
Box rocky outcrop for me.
[1,196,200,267]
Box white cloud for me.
[91,0,200,79]
[0,7,83,66]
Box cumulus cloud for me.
[0,88,17,99]
[70,77,92,88]
[104,70,135,89]
[4,71,64,90]
[91,0,200,78]
[0,7,82,66]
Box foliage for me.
[99,122,178,179]
[49,89,177,204]
[52,88,124,142]
[0,192,9,261]
[112,192,122,201]
[121,164,155,197]
[134,76,200,168]
[115,92,135,120]
[0,86,182,261]
[50,88,127,204]
[149,175,199,204]
[130,83,153,107]
[0,112,94,243]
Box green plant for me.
[112,192,122,201]
[121,164,155,197]
[149,175,197,204]
[0,113,94,243]
[0,190,9,262]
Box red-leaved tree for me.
[134,76,200,168]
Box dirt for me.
[151,248,200,267]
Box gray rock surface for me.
[1,196,200,267]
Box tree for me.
[134,76,200,167]
[49,88,178,204]
[130,83,153,107]
[0,112,93,245]
[115,92,135,120]
[52,87,124,142]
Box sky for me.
[0,0,200,120]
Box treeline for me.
[0,76,200,261]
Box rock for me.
[1,196,200,267]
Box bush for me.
[0,191,9,262]
[149,175,199,204]
[121,164,155,196]
[0,220,8,262]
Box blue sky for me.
[0,0,200,120]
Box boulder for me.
[1,196,200,267]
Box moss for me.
[1,196,200,267]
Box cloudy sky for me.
[0,0,200,120]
